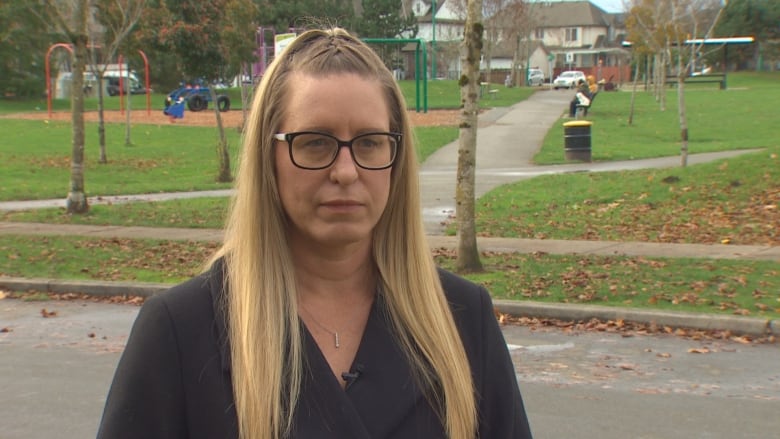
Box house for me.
[410,0,466,79]
[526,0,631,82]
[408,0,630,84]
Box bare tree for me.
[455,0,484,273]
[88,0,147,162]
[34,0,91,213]
[627,0,726,166]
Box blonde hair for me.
[212,28,476,439]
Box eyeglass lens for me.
[290,132,397,169]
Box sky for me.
[588,0,626,13]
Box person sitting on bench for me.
[568,79,591,118]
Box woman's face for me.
[275,72,393,249]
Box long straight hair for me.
[212,28,476,439]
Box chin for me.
[312,224,373,247]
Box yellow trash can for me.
[563,120,592,162]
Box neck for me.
[289,234,376,301]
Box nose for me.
[329,145,359,184]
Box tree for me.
[626,0,727,167]
[354,0,417,38]
[715,0,780,70]
[88,0,147,163]
[256,0,355,31]
[148,0,257,182]
[0,1,54,98]
[455,0,483,273]
[31,0,91,213]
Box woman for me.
[97,28,532,439]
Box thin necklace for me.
[300,305,340,348]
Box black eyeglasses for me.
[274,131,401,170]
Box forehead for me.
[281,72,391,132]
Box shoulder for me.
[437,267,491,310]
[436,268,494,331]
[144,261,224,323]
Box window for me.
[535,28,544,39]
[565,28,578,42]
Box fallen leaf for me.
[0,327,11,333]
[0,290,8,300]
[40,308,58,318]
[657,352,672,358]
[688,347,711,354]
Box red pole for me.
[45,43,74,117]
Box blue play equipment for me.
[163,82,230,118]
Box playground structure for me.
[253,28,430,112]
[45,44,151,117]
[163,82,230,119]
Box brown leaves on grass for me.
[42,238,219,282]
[499,313,776,344]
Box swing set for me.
[45,43,152,117]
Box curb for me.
[2,276,777,338]
[494,300,778,338]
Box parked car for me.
[553,70,587,89]
[104,71,147,96]
[527,68,545,86]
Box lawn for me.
[534,71,780,164]
[1,72,778,319]
[0,120,457,201]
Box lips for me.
[321,199,363,208]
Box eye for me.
[355,134,390,150]
[297,134,333,149]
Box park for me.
[1,22,779,439]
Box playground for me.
[3,108,461,128]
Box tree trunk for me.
[628,58,640,126]
[66,0,89,214]
[97,72,107,164]
[210,87,232,182]
[455,0,483,273]
[676,55,689,167]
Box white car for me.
[553,70,587,89]
[527,69,545,86]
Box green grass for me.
[535,71,780,164]
[435,251,780,319]
[2,72,778,319]
[466,146,779,245]
[1,234,777,319]
[0,235,217,284]
[0,120,241,201]
[0,120,458,201]
[398,79,537,109]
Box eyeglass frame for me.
[273,131,402,170]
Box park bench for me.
[575,91,598,119]
[665,73,726,89]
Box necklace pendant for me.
[334,332,340,349]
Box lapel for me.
[297,296,431,438]
[207,262,435,438]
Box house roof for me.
[529,1,611,28]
